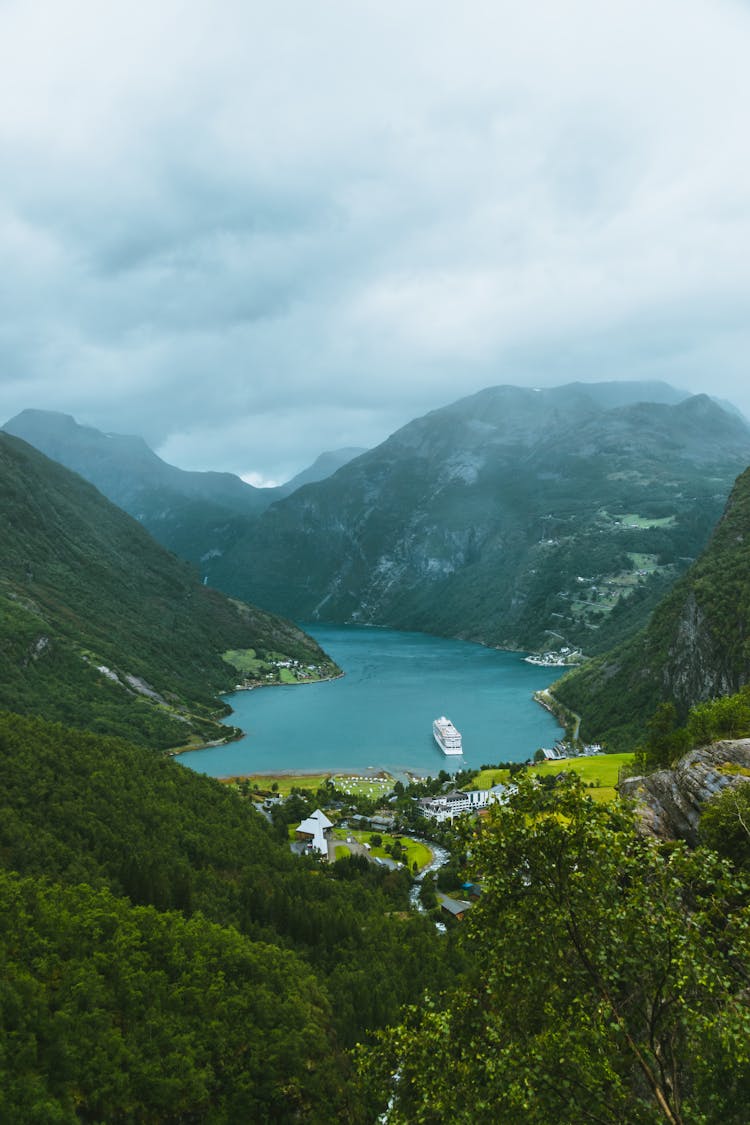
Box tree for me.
[635,701,689,772]
[700,782,750,869]
[360,777,750,1123]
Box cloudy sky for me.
[2,0,749,483]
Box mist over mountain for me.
[2,410,365,564]
[203,382,750,657]
[0,431,332,748]
[276,447,368,495]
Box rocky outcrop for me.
[619,739,750,843]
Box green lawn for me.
[220,771,396,798]
[466,768,511,790]
[334,828,433,871]
[531,752,634,798]
[221,774,331,796]
[332,774,394,798]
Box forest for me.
[3,703,750,1121]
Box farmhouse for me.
[294,809,333,856]
[437,892,473,921]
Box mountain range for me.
[202,382,750,657]
[7,380,750,749]
[2,409,364,564]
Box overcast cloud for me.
[1,0,749,482]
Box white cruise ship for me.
[433,715,463,755]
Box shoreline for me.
[167,670,345,758]
[221,669,345,696]
[217,767,395,783]
[534,688,581,741]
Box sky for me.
[1,0,749,485]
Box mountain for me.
[552,463,750,749]
[2,411,367,564]
[277,447,368,495]
[2,408,274,563]
[203,382,750,656]
[0,431,336,748]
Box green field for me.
[220,771,396,796]
[466,768,511,790]
[531,752,633,802]
[332,774,394,798]
[334,828,433,871]
[619,513,676,529]
[222,648,335,685]
[222,773,332,796]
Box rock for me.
[619,739,750,843]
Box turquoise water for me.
[178,625,563,778]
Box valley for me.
[3,380,750,1123]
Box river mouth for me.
[178,624,563,778]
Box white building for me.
[295,809,333,856]
[418,784,509,823]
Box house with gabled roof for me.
[295,809,333,857]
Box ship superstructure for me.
[433,715,463,755]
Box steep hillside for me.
[554,466,750,748]
[2,411,367,563]
[0,710,449,1119]
[2,408,271,563]
[206,383,750,655]
[0,432,335,748]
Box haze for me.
[1,0,749,483]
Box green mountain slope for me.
[2,410,367,564]
[0,710,449,1118]
[553,465,750,748]
[206,383,750,655]
[0,432,334,748]
[2,408,272,564]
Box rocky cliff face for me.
[619,740,750,843]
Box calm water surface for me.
[178,625,563,778]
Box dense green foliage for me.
[0,871,345,1123]
[701,783,750,869]
[0,713,450,1050]
[361,779,750,1123]
[0,433,334,747]
[555,466,750,750]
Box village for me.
[221,731,631,927]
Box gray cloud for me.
[1,0,749,482]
